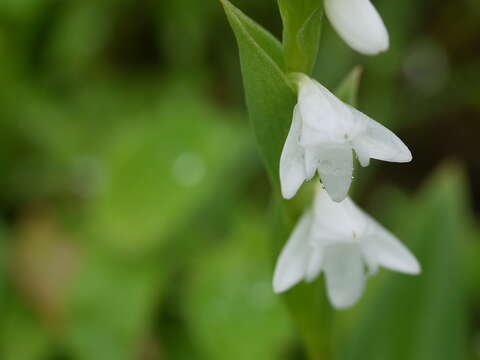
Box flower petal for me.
[273,210,313,293]
[315,144,353,202]
[324,0,389,55]
[311,188,366,241]
[350,106,412,163]
[363,220,421,275]
[305,246,324,282]
[280,106,308,199]
[323,243,366,309]
[353,140,370,167]
[297,76,351,146]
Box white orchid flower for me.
[273,188,420,309]
[280,74,411,202]
[324,0,389,55]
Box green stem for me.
[271,196,333,360]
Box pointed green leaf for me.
[222,3,331,359]
[221,0,285,70]
[220,0,296,188]
[278,0,323,73]
[335,66,363,107]
[340,163,470,360]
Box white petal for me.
[363,220,421,275]
[354,140,370,167]
[362,251,380,275]
[315,144,353,202]
[324,0,389,55]
[350,106,412,163]
[305,246,324,282]
[323,244,366,309]
[297,76,351,145]
[280,106,308,199]
[273,210,313,293]
[304,140,322,181]
[311,188,367,241]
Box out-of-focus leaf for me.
[1,302,51,360]
[11,210,79,326]
[0,0,48,22]
[160,0,217,67]
[65,255,162,360]
[0,223,6,330]
[278,0,323,73]
[86,80,248,253]
[464,226,480,315]
[183,209,292,360]
[339,163,470,360]
[335,66,363,107]
[220,0,296,188]
[46,2,111,78]
[283,281,332,360]
[1,220,51,360]
[0,223,5,303]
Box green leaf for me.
[221,3,331,359]
[221,0,285,70]
[283,282,333,360]
[278,0,323,73]
[0,224,5,310]
[46,2,112,78]
[1,302,52,360]
[335,66,363,107]
[65,255,162,360]
[183,209,292,360]
[86,80,248,253]
[220,0,296,188]
[339,163,470,360]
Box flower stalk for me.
[220,0,420,358]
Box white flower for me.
[273,188,420,309]
[324,0,389,55]
[280,74,411,202]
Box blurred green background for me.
[0,0,479,359]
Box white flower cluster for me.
[274,0,420,308]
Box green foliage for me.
[0,225,52,360]
[220,4,335,359]
[335,66,363,107]
[65,256,161,360]
[0,224,5,309]
[220,0,296,188]
[85,80,248,254]
[0,1,479,359]
[283,282,332,360]
[45,2,112,77]
[1,302,51,360]
[278,0,323,73]
[340,164,471,360]
[183,210,292,360]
